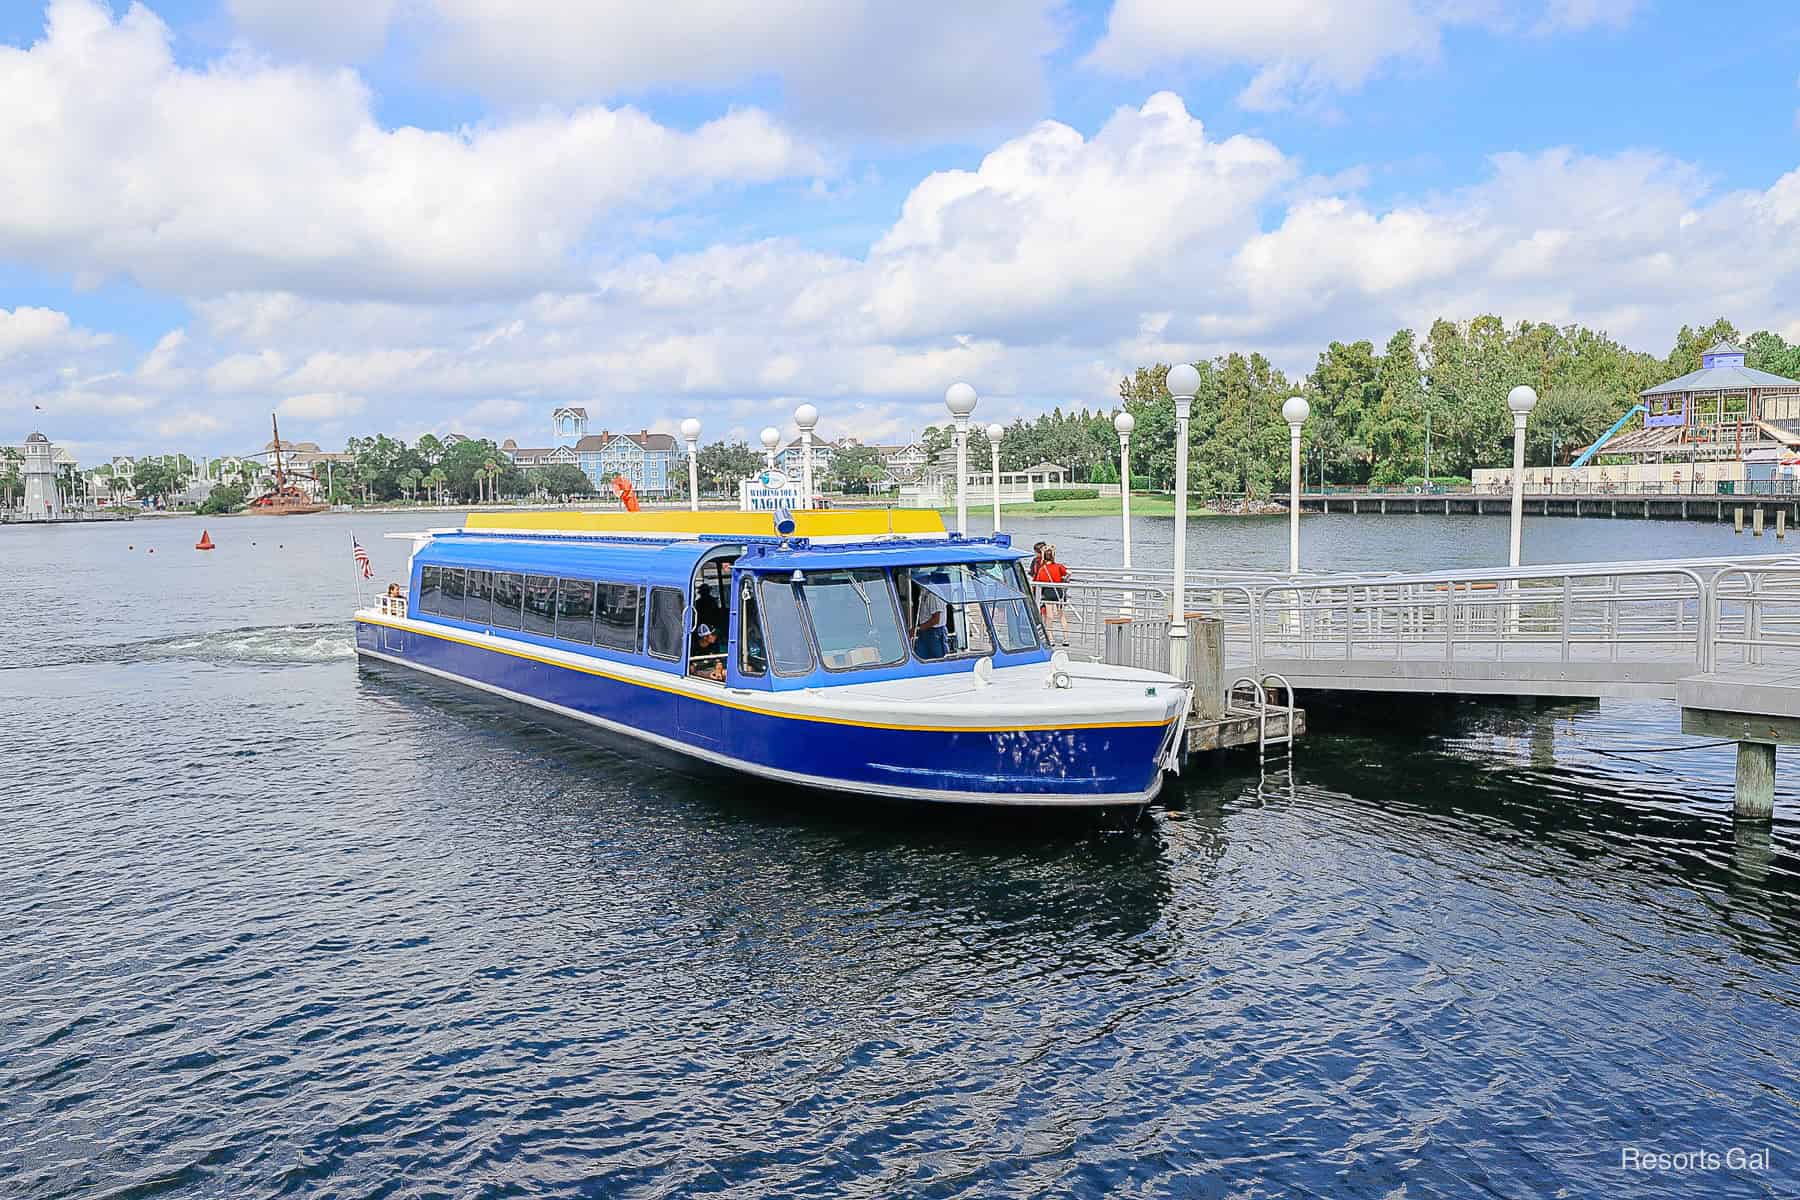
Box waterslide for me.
[1569,404,1647,470]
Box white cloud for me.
[1536,0,1641,33]
[276,392,366,420]
[1087,0,1643,110]
[18,67,1800,463]
[454,397,529,437]
[0,305,109,360]
[136,329,189,385]
[0,0,822,302]
[368,0,1058,142]
[857,93,1291,339]
[1088,0,1447,109]
[226,0,399,62]
[155,409,226,439]
[205,349,287,393]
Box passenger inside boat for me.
[688,554,739,683]
[688,623,726,681]
[910,574,948,659]
[694,583,726,636]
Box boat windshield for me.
[798,568,907,671]
[905,561,1042,659]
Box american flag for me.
[353,537,372,579]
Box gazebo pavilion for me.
[1605,341,1800,463]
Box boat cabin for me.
[402,531,1052,691]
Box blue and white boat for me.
[354,509,1188,811]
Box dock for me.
[1052,553,1800,815]
[1300,488,1800,527]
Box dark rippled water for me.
[4,511,1799,1198]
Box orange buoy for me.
[196,530,216,551]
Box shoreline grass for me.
[933,495,1212,517]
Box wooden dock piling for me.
[1736,741,1775,818]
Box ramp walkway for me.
[1038,554,1800,816]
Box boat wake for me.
[22,623,357,670]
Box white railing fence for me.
[1706,567,1800,672]
[1048,555,1800,686]
[1256,564,1711,671]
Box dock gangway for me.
[1048,554,1800,702]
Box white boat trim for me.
[356,645,1163,808]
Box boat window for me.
[988,561,1044,653]
[558,579,595,645]
[905,564,1028,660]
[441,568,466,619]
[419,565,441,615]
[523,575,558,637]
[692,561,730,640]
[737,578,765,677]
[466,570,493,626]
[491,572,524,629]
[798,568,906,671]
[595,583,642,652]
[756,578,815,675]
[646,586,685,660]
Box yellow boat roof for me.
[463,508,946,539]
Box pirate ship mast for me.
[246,413,329,515]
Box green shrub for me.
[199,483,247,514]
[1034,487,1100,502]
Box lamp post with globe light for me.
[986,422,1004,534]
[1507,386,1538,568]
[944,383,978,535]
[1166,363,1200,683]
[681,417,702,513]
[1282,396,1309,575]
[793,404,819,506]
[1114,409,1135,571]
[760,426,781,472]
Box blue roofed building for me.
[502,407,680,496]
[1598,341,1800,464]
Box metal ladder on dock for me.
[1228,673,1297,769]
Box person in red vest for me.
[1034,544,1070,645]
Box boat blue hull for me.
[355,620,1171,806]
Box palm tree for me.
[429,467,447,505]
[483,459,498,505]
[401,468,422,503]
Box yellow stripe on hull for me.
[356,614,1171,735]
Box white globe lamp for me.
[943,383,978,535]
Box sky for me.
[2,0,1798,463]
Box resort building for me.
[499,441,579,470]
[503,407,680,495]
[578,430,679,495]
[773,436,836,483]
[899,460,1071,506]
[1474,342,1800,494]
[874,442,930,478]
[1600,341,1800,464]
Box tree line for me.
[958,316,1800,501]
